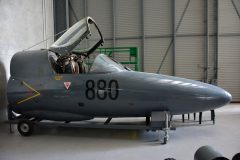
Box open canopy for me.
[48,17,127,74]
[50,17,103,56]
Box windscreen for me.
[89,54,126,73]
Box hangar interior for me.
[0,0,240,160]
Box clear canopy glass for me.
[90,54,126,73]
[50,17,103,56]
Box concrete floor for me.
[0,104,239,160]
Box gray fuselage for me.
[7,50,232,121]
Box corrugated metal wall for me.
[115,0,141,38]
[218,0,240,101]
[144,0,173,75]
[88,0,113,40]
[218,37,240,101]
[65,0,240,101]
[144,38,172,75]
[175,0,204,80]
[114,0,141,69]
[176,37,204,80]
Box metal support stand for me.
[7,105,14,133]
[104,117,112,125]
[211,110,215,124]
[182,114,185,122]
[164,112,169,144]
[199,112,202,124]
[146,116,150,126]
[151,111,170,144]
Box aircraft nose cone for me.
[222,90,232,104]
[211,88,232,107]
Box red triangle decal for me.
[64,82,71,90]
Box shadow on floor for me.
[1,122,161,145]
[34,125,160,142]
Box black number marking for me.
[97,80,107,100]
[108,80,119,100]
[85,80,119,100]
[86,80,95,100]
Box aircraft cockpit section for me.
[48,52,127,74]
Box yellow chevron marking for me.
[16,81,41,105]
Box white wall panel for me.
[88,0,113,39]
[144,38,172,75]
[218,36,240,101]
[115,0,141,37]
[176,37,204,80]
[219,0,240,34]
[69,0,85,25]
[176,0,204,34]
[144,0,172,36]
[0,0,54,77]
